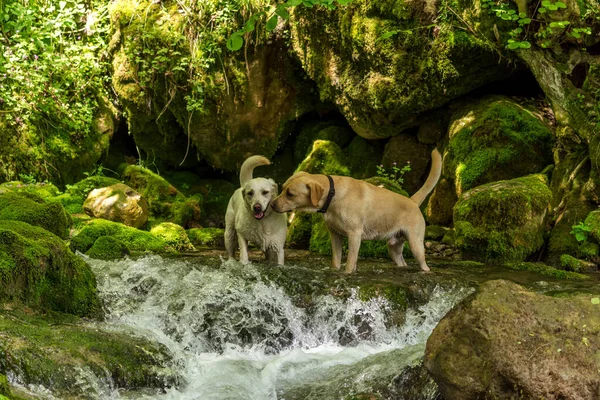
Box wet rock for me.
[83,183,149,228]
[425,280,600,400]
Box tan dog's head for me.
[271,172,324,213]
[242,177,278,220]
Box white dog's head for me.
[241,177,278,220]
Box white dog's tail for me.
[410,148,442,206]
[240,155,271,186]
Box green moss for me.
[86,236,130,260]
[0,192,72,239]
[150,222,195,252]
[448,96,554,194]
[505,262,589,281]
[186,228,225,248]
[453,174,552,263]
[0,374,9,397]
[344,136,381,179]
[195,180,237,228]
[122,165,201,228]
[425,225,448,240]
[0,309,176,398]
[441,229,455,246]
[0,181,60,199]
[0,220,101,317]
[578,241,598,259]
[286,213,313,249]
[70,219,171,255]
[51,176,121,214]
[293,120,354,163]
[559,254,594,273]
[297,140,352,176]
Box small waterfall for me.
[82,255,469,399]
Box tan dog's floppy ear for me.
[308,182,324,208]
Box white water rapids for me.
[79,255,469,400]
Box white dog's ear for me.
[307,182,324,207]
[269,179,278,195]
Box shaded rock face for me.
[425,280,600,400]
[289,1,513,140]
[110,0,313,171]
[382,133,433,195]
[453,174,552,263]
[84,183,149,228]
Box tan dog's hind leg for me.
[387,236,408,267]
[329,230,343,270]
[345,232,362,274]
[237,233,250,265]
[407,233,430,272]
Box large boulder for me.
[122,165,201,228]
[0,192,72,239]
[289,1,513,139]
[425,280,600,399]
[109,0,313,171]
[52,176,121,214]
[428,96,554,222]
[454,174,552,263]
[83,183,149,228]
[296,140,352,176]
[382,133,434,195]
[150,222,195,252]
[0,220,101,317]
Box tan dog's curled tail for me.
[239,155,270,186]
[410,148,442,206]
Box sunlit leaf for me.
[266,15,278,31]
[226,33,243,51]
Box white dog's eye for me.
[247,191,254,197]
[262,190,269,196]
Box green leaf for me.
[538,7,547,13]
[275,6,290,20]
[571,31,581,38]
[336,0,353,5]
[592,298,600,305]
[244,18,256,33]
[226,33,243,51]
[266,15,278,31]
[288,0,302,4]
[507,41,521,49]
[302,0,314,7]
[519,17,531,24]
[555,1,566,8]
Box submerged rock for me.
[454,174,552,263]
[84,183,149,228]
[0,220,101,317]
[425,279,600,399]
[0,309,179,399]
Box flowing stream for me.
[83,255,470,400]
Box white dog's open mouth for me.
[254,210,265,220]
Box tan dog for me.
[271,149,442,273]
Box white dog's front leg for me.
[345,232,362,274]
[277,247,285,266]
[237,233,250,265]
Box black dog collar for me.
[317,175,335,213]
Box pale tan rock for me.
[83,183,148,228]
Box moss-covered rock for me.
[187,228,225,248]
[0,220,101,317]
[0,192,72,239]
[86,236,131,260]
[286,213,313,250]
[425,225,448,241]
[362,176,409,197]
[122,165,201,228]
[109,0,313,171]
[559,254,597,273]
[344,136,381,179]
[505,261,589,280]
[0,374,9,398]
[0,181,61,200]
[150,222,195,252]
[83,183,149,228]
[0,309,178,399]
[293,120,354,164]
[289,1,513,140]
[425,280,600,399]
[382,134,434,195]
[446,96,554,196]
[454,174,552,263]
[296,140,352,176]
[193,180,237,229]
[425,178,457,227]
[70,219,171,255]
[51,176,122,215]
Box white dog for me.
[225,155,287,265]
